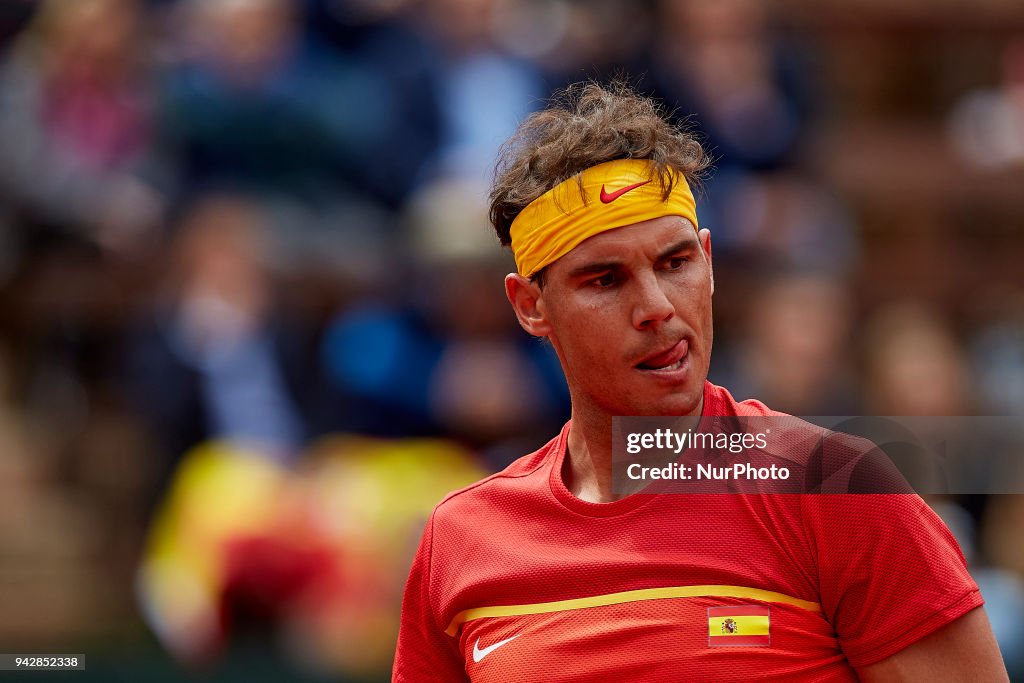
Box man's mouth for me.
[636,339,689,371]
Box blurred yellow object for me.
[290,435,486,673]
[137,435,486,674]
[137,441,288,662]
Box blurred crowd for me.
[0,0,1023,680]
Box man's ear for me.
[699,228,714,296]
[505,273,552,337]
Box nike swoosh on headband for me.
[599,179,651,203]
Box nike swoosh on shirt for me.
[599,180,650,203]
[472,635,519,663]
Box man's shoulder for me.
[708,382,894,483]
[430,426,565,520]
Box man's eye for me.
[592,273,616,288]
[667,256,689,270]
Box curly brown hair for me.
[488,80,711,248]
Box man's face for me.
[508,215,714,419]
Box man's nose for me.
[632,273,675,330]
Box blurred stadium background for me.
[0,0,1023,680]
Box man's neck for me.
[563,395,705,504]
[564,410,617,503]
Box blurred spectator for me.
[707,170,859,271]
[127,194,323,484]
[643,0,813,172]
[969,289,1024,415]
[321,178,569,462]
[419,0,545,179]
[0,0,166,507]
[637,0,829,281]
[857,302,1018,517]
[715,269,858,415]
[948,38,1024,170]
[158,0,400,224]
[304,0,444,206]
[512,0,652,88]
[862,302,973,416]
[0,338,105,646]
[0,0,165,255]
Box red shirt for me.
[393,382,982,681]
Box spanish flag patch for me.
[708,605,770,647]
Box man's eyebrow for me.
[566,237,700,279]
[656,237,699,261]
[566,260,622,279]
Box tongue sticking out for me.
[638,339,689,370]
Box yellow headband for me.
[509,158,699,277]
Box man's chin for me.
[651,393,703,417]
[640,370,706,415]
[618,385,704,417]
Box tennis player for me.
[392,82,1007,681]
